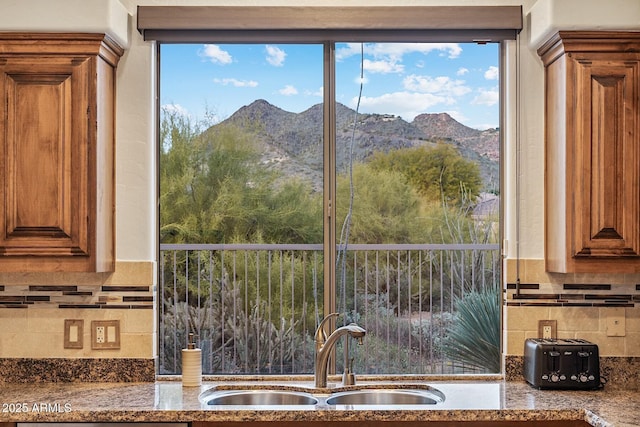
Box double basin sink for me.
[200,386,445,407]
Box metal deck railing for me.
[159,243,500,375]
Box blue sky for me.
[161,42,499,130]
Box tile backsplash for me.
[504,258,640,390]
[0,262,156,362]
[504,259,640,358]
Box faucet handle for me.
[315,312,340,343]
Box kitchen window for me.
[138,6,521,376]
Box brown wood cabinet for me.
[538,31,640,273]
[0,33,123,272]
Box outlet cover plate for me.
[91,320,120,349]
[538,319,557,339]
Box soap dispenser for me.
[182,333,202,387]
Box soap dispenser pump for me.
[182,333,202,387]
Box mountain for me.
[211,99,499,192]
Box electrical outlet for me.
[538,320,557,339]
[96,326,106,343]
[91,320,120,349]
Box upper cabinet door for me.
[539,31,640,273]
[0,33,123,272]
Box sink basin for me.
[200,386,445,407]
[202,389,319,406]
[325,388,445,405]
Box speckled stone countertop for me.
[0,379,637,427]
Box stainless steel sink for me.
[325,388,445,405]
[200,386,445,407]
[202,389,319,406]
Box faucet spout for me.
[314,314,366,388]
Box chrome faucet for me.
[314,313,366,388]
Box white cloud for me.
[335,43,363,61]
[471,88,499,106]
[353,91,449,121]
[266,45,286,66]
[213,78,258,87]
[457,67,469,76]
[198,44,232,65]
[403,74,471,97]
[370,43,462,60]
[335,43,462,68]
[279,85,298,96]
[484,66,499,80]
[363,59,404,74]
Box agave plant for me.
[442,287,501,373]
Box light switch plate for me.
[91,320,121,349]
[606,307,625,337]
[64,319,84,349]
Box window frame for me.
[149,7,516,372]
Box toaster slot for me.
[547,348,560,373]
[578,350,589,372]
[576,348,596,384]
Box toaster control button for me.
[579,374,589,383]
[571,375,578,381]
[588,375,595,381]
[559,375,566,381]
[550,374,560,382]
[542,374,549,380]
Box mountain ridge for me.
[212,99,499,191]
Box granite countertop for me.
[0,379,637,427]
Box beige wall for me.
[0,262,155,358]
[1,0,639,361]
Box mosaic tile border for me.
[0,284,154,309]
[0,358,156,383]
[505,282,640,307]
[505,355,640,390]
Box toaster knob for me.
[579,374,589,383]
[550,374,560,382]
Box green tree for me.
[160,109,322,244]
[369,143,482,206]
[336,164,429,244]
